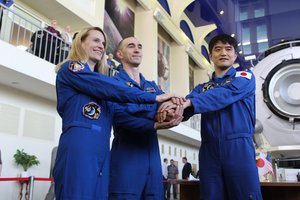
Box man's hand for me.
[154,115,183,130]
[156,103,184,123]
[183,99,192,109]
[156,94,185,104]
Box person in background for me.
[167,159,178,199]
[108,36,183,200]
[60,25,72,62]
[45,20,61,64]
[159,34,263,200]
[0,149,2,176]
[53,27,177,200]
[162,158,169,200]
[106,52,117,76]
[182,157,192,180]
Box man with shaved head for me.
[108,37,183,200]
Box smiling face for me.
[210,41,237,73]
[117,37,143,68]
[81,30,106,67]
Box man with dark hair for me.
[167,159,178,199]
[159,34,262,200]
[182,157,192,180]
[162,158,168,200]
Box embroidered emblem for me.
[145,86,156,93]
[82,102,101,120]
[221,78,233,85]
[202,82,216,92]
[69,62,84,72]
[126,82,134,87]
[235,71,252,79]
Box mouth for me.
[219,58,228,61]
[94,49,103,55]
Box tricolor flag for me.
[256,152,273,176]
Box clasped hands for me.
[154,94,187,130]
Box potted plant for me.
[13,149,40,177]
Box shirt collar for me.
[212,66,236,81]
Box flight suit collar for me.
[118,66,146,89]
[212,66,236,82]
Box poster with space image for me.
[104,0,135,57]
[157,37,170,92]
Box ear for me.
[234,52,238,60]
[116,50,123,60]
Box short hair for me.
[163,158,168,162]
[170,159,174,162]
[208,34,238,54]
[56,27,108,75]
[182,157,187,161]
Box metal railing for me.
[0,3,71,65]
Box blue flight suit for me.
[109,68,164,200]
[184,67,262,200]
[54,61,157,200]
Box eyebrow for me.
[127,43,142,48]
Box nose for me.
[220,48,227,55]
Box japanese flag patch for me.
[69,61,84,72]
[235,71,252,79]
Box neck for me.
[215,66,231,76]
[123,65,140,85]
[87,61,96,72]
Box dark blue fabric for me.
[109,68,164,199]
[54,61,156,200]
[185,67,262,200]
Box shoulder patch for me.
[69,61,84,72]
[235,71,252,79]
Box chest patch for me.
[202,82,216,92]
[69,62,84,72]
[221,78,233,85]
[82,102,101,119]
[145,86,156,93]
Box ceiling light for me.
[245,54,257,61]
[231,33,235,37]
[239,51,243,54]
[219,10,224,15]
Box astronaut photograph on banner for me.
[157,37,170,92]
[104,0,135,55]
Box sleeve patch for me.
[69,62,85,72]
[235,71,252,79]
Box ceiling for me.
[159,0,300,68]
[18,0,90,31]
[15,0,300,69]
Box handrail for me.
[0,3,71,65]
[0,176,54,200]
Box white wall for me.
[158,136,199,179]
[0,84,61,200]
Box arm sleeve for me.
[186,74,255,114]
[125,81,164,119]
[57,61,156,104]
[112,102,155,132]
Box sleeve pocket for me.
[226,133,251,140]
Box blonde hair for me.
[56,27,108,75]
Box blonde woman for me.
[54,27,174,200]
